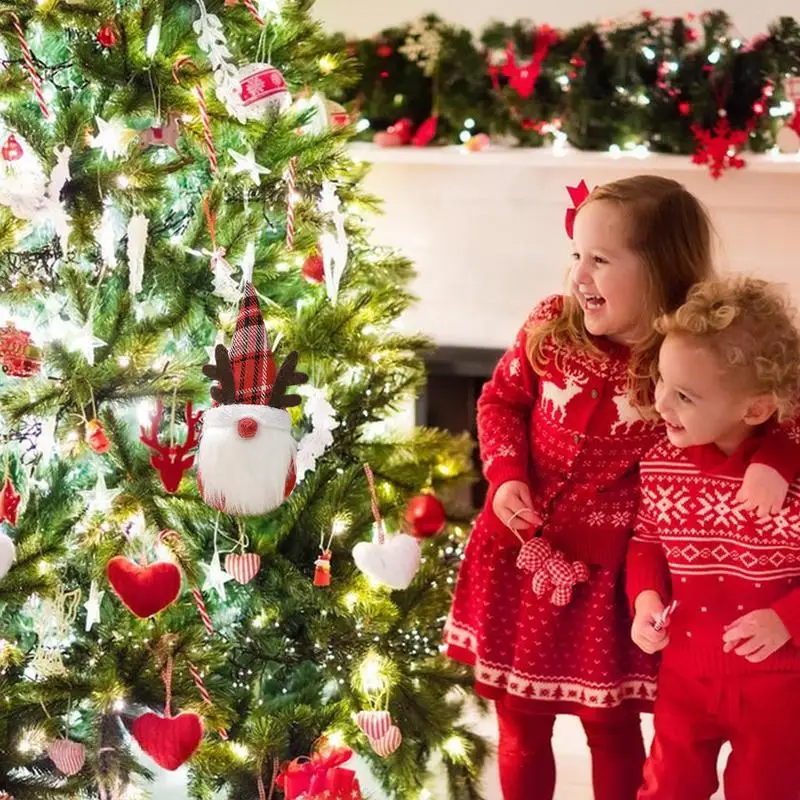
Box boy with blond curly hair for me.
[627,276,800,800]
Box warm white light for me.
[117,175,130,189]
[641,46,656,61]
[557,75,570,86]
[464,118,476,129]
[331,515,350,537]
[708,50,721,64]
[113,698,126,712]
[355,118,371,133]
[442,735,467,759]
[230,742,250,759]
[326,730,346,748]
[459,131,471,143]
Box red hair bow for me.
[564,179,591,239]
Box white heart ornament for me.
[48,738,86,776]
[352,534,420,590]
[356,710,391,741]
[0,532,16,581]
[370,725,403,758]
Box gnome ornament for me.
[197,283,307,516]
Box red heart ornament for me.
[48,738,86,776]
[224,552,261,584]
[356,710,391,741]
[106,556,181,618]
[132,711,204,771]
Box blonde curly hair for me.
[656,276,800,421]
[526,175,715,410]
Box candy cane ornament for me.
[6,13,49,118]
[285,156,298,250]
[173,57,218,173]
[187,661,229,739]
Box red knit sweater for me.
[627,435,800,676]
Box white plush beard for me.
[198,405,297,516]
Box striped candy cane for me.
[172,57,218,173]
[191,587,215,635]
[7,13,49,118]
[284,156,297,251]
[242,0,265,25]
[157,530,216,635]
[363,463,386,544]
[187,661,229,739]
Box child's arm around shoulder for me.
[477,294,562,489]
[738,414,800,516]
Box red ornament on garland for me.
[411,115,439,147]
[678,101,692,117]
[106,556,182,618]
[373,118,414,147]
[691,116,749,179]
[405,494,447,538]
[377,44,393,58]
[97,24,118,48]
[139,399,202,493]
[0,474,21,526]
[133,711,204,771]
[86,419,111,454]
[302,252,325,284]
[2,134,23,161]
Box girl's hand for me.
[723,608,791,663]
[736,463,789,518]
[492,480,542,533]
[631,590,670,654]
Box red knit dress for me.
[445,296,662,718]
[444,295,800,719]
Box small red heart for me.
[106,556,181,618]
[132,711,204,771]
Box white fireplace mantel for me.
[353,142,800,350]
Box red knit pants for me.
[639,668,800,800]
[496,702,645,800]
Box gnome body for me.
[197,284,307,516]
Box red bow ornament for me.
[564,180,591,239]
[516,537,590,606]
[276,745,362,800]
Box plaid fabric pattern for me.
[229,283,277,405]
[517,536,590,607]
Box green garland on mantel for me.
[325,10,800,175]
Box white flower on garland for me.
[295,386,339,482]
[400,18,443,77]
[193,3,247,122]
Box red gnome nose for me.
[237,417,258,439]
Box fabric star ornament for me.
[228,147,270,185]
[202,549,233,600]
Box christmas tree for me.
[0,2,487,798]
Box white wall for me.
[314,0,797,38]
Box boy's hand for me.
[492,480,542,533]
[631,590,670,654]
[736,463,789,517]
[723,608,791,663]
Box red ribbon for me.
[500,25,559,99]
[564,180,591,239]
[275,746,361,800]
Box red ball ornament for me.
[2,134,23,162]
[405,494,447,538]
[97,24,118,48]
[678,101,692,117]
[377,44,393,58]
[302,252,325,284]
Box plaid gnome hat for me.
[228,282,277,405]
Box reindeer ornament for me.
[197,283,308,516]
